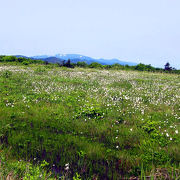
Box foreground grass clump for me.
[0,64,180,179]
[0,146,54,179]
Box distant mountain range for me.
[16,54,137,66]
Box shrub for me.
[76,61,88,67]
[1,70,13,78]
[89,62,102,68]
[22,61,30,65]
[1,56,17,62]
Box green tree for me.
[164,62,172,71]
[76,61,88,67]
[1,56,17,62]
[89,62,102,68]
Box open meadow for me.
[0,64,180,179]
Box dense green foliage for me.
[0,55,44,65]
[0,55,179,73]
[0,62,180,179]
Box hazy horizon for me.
[1,0,180,69]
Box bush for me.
[76,61,88,67]
[0,55,6,62]
[17,57,28,62]
[1,70,13,78]
[89,62,102,68]
[1,56,17,62]
[22,61,30,65]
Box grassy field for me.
[0,63,180,179]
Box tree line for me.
[0,55,179,74]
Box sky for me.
[0,0,180,68]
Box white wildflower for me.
[65,163,69,171]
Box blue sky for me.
[0,0,180,68]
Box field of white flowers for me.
[0,64,179,179]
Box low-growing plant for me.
[22,60,30,65]
[1,70,12,78]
